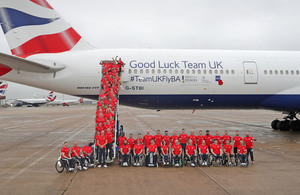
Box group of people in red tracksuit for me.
[117,128,256,167]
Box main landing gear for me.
[271,112,300,131]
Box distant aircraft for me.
[0,81,8,100]
[15,91,83,107]
[0,0,299,131]
[15,91,57,107]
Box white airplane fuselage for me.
[2,49,300,112]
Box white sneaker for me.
[83,167,87,170]
[205,161,207,166]
[175,163,179,167]
[68,168,72,171]
[191,163,195,167]
[133,163,136,166]
[103,165,107,168]
[78,167,82,171]
[137,163,140,166]
[90,164,94,167]
[97,165,101,168]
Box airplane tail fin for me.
[0,81,8,99]
[46,91,56,101]
[0,0,94,58]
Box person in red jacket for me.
[244,132,256,164]
[154,130,163,157]
[196,130,204,146]
[211,139,223,162]
[105,129,114,161]
[179,129,188,156]
[171,130,179,146]
[133,139,144,166]
[71,141,87,170]
[172,140,182,167]
[188,130,197,146]
[82,141,94,167]
[146,140,158,166]
[198,140,209,166]
[127,133,135,156]
[143,130,154,153]
[222,130,231,145]
[232,130,243,159]
[186,139,196,167]
[204,130,214,153]
[120,140,131,166]
[162,130,171,147]
[238,140,247,165]
[223,140,233,165]
[135,133,143,145]
[118,132,127,148]
[214,131,222,145]
[161,140,170,165]
[60,141,75,171]
[97,131,108,168]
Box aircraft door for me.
[243,61,258,84]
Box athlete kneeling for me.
[172,140,182,167]
[198,140,209,166]
[161,140,170,165]
[186,139,196,167]
[133,139,144,166]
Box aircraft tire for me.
[277,120,290,131]
[271,120,279,130]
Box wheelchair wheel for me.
[55,160,65,173]
[84,159,89,168]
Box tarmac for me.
[0,105,299,195]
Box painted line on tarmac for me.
[197,167,231,195]
[0,121,92,181]
[5,122,93,183]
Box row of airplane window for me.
[128,69,236,75]
[264,70,300,75]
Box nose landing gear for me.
[271,112,300,131]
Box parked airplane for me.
[0,81,8,100]
[0,0,299,131]
[15,91,57,107]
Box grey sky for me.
[1,0,300,99]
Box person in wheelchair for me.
[133,139,144,166]
[82,141,94,167]
[161,140,170,165]
[71,141,87,170]
[198,140,209,166]
[146,140,158,167]
[223,140,234,165]
[120,139,131,166]
[172,140,182,167]
[60,141,75,171]
[211,139,223,163]
[185,139,196,167]
[238,140,247,165]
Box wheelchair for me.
[184,154,197,167]
[236,154,249,167]
[222,153,235,167]
[161,152,171,166]
[119,153,131,167]
[84,156,95,168]
[145,152,158,167]
[171,154,183,167]
[55,156,74,173]
[210,154,223,166]
[197,153,211,167]
[132,153,145,167]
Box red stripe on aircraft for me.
[30,0,53,9]
[11,28,81,57]
[0,64,12,76]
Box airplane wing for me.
[15,99,49,106]
[0,52,65,73]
